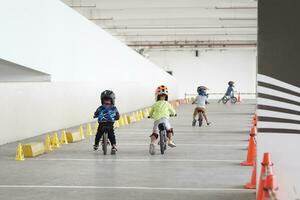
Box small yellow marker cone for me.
[139,111,144,120]
[134,112,138,121]
[45,135,53,152]
[136,112,140,121]
[79,125,85,140]
[124,115,129,125]
[114,120,120,128]
[60,130,68,144]
[86,124,92,137]
[15,143,25,161]
[143,109,148,118]
[119,116,124,126]
[51,132,60,148]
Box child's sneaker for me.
[192,119,196,126]
[93,145,99,151]
[207,122,211,126]
[111,146,117,155]
[168,141,176,148]
[149,144,155,155]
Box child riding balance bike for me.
[218,81,237,104]
[93,90,120,155]
[148,85,176,155]
[192,86,211,127]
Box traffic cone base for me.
[241,135,256,166]
[244,182,256,189]
[241,161,255,166]
[244,163,256,189]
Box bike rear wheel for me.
[159,130,165,154]
[230,97,237,104]
[102,133,108,155]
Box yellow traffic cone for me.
[15,143,25,161]
[86,124,92,137]
[51,132,60,148]
[94,122,98,134]
[124,115,129,125]
[45,135,53,152]
[137,112,140,120]
[144,109,149,118]
[79,125,85,140]
[60,130,68,144]
[119,116,124,126]
[139,111,144,119]
[114,120,120,128]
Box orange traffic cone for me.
[244,162,257,189]
[250,126,257,136]
[241,133,256,166]
[237,92,241,102]
[257,153,274,200]
[252,113,257,126]
[261,174,278,200]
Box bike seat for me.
[158,123,166,131]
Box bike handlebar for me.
[148,114,177,119]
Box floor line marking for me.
[0,185,251,191]
[31,158,242,162]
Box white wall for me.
[148,49,257,98]
[0,0,177,145]
[0,81,177,145]
[0,0,171,83]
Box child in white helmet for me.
[192,86,211,126]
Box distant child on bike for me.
[93,90,120,154]
[218,81,235,103]
[148,85,176,155]
[192,86,211,126]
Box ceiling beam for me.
[103,25,257,30]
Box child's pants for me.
[152,117,171,133]
[193,107,206,118]
[95,122,116,146]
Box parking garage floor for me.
[0,101,256,200]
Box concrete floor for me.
[0,102,256,200]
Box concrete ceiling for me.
[62,0,257,50]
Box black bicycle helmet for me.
[197,86,208,94]
[228,81,234,86]
[101,90,115,105]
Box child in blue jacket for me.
[93,90,120,154]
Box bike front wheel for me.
[222,96,229,104]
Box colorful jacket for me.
[94,105,120,123]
